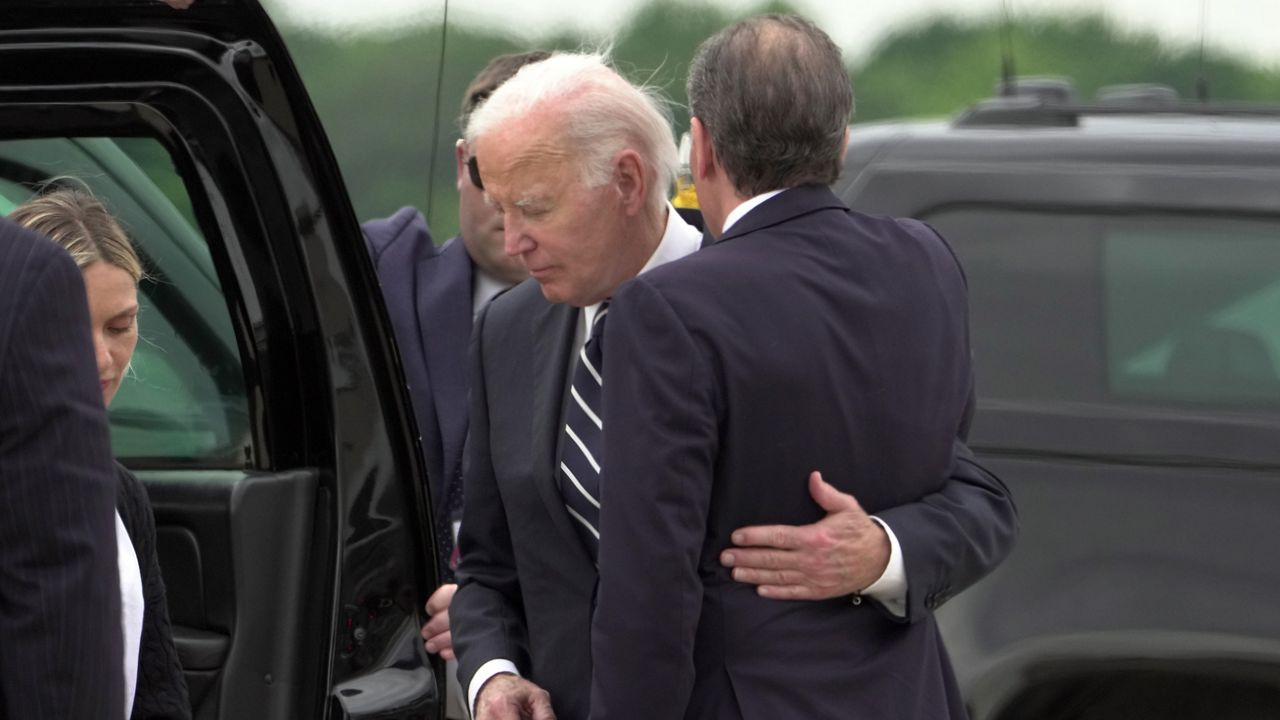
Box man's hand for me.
[420,583,456,660]
[720,471,889,600]
[475,674,555,720]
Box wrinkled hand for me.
[475,674,555,720]
[420,583,456,660]
[158,0,194,8]
[721,471,889,600]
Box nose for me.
[503,214,535,258]
[93,331,111,377]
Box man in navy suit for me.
[591,16,975,718]
[362,51,551,718]
[454,50,1013,720]
[363,50,551,590]
[0,216,123,719]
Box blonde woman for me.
[10,188,191,720]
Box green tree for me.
[270,7,1280,242]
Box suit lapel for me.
[530,299,595,562]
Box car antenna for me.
[999,0,1017,95]
[424,0,451,226]
[1195,0,1210,102]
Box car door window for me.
[0,137,250,466]
[927,208,1280,413]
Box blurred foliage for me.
[269,7,1280,242]
[854,13,1280,121]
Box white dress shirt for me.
[116,511,143,719]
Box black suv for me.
[835,81,1280,718]
[2,2,439,718]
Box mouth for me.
[100,378,113,390]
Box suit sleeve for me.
[591,279,718,720]
[873,388,1019,624]
[0,236,124,719]
[451,301,531,693]
[870,219,1018,622]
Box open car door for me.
[0,2,442,718]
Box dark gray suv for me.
[835,81,1280,719]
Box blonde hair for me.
[9,186,143,283]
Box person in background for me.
[0,213,123,720]
[10,188,192,720]
[360,49,550,718]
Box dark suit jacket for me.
[0,217,124,719]
[363,208,473,573]
[591,186,976,720]
[455,199,1014,720]
[453,279,597,720]
[116,463,191,720]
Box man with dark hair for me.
[589,15,980,719]
[360,49,549,718]
[454,46,1012,720]
[0,215,124,719]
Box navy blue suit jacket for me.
[362,208,473,572]
[0,217,124,719]
[592,186,976,719]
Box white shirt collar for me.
[472,268,511,318]
[582,202,702,332]
[721,189,785,236]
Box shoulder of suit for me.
[361,206,434,262]
[0,221,85,357]
[479,278,548,327]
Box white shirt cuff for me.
[468,659,520,719]
[859,516,907,618]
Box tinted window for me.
[0,137,250,465]
[927,209,1280,412]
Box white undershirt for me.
[116,511,143,719]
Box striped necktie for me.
[558,302,609,562]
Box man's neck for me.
[702,181,750,239]
[593,204,666,304]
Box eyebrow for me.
[109,305,140,321]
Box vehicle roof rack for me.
[995,76,1076,105]
[1096,83,1179,106]
[955,77,1280,128]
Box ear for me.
[690,117,716,183]
[454,139,468,191]
[613,148,648,216]
[838,127,851,164]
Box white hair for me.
[465,52,679,214]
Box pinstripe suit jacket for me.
[0,217,124,719]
